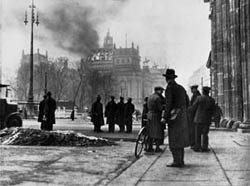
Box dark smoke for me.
[40,2,99,57]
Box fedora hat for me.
[163,69,177,79]
[190,85,199,89]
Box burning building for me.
[86,31,166,108]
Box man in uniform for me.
[147,87,165,152]
[91,95,104,132]
[161,69,190,167]
[44,92,57,131]
[105,96,117,133]
[189,85,201,149]
[124,98,135,133]
[191,86,215,152]
[116,97,125,132]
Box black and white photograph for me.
[0,0,250,185]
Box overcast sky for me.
[1,0,211,86]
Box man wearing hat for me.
[115,97,125,132]
[124,98,135,133]
[191,86,215,152]
[161,69,190,167]
[147,86,165,152]
[91,95,104,132]
[105,96,117,133]
[189,85,201,149]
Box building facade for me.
[87,31,166,109]
[205,0,250,125]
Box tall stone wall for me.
[206,0,250,123]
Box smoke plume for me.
[40,2,100,57]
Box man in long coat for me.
[105,96,117,133]
[189,85,201,149]
[91,95,104,132]
[162,69,190,167]
[147,87,165,152]
[44,92,57,131]
[141,97,148,128]
[124,98,135,133]
[191,86,215,152]
[38,95,46,130]
[115,97,125,132]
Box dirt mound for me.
[0,128,116,146]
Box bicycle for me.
[134,126,148,158]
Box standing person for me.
[44,91,57,131]
[115,97,125,132]
[191,86,215,152]
[147,87,165,153]
[105,96,117,133]
[38,95,46,130]
[189,85,201,149]
[124,98,135,133]
[91,95,104,132]
[141,97,148,128]
[214,103,223,128]
[190,85,201,105]
[161,69,190,167]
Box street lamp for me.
[24,0,39,116]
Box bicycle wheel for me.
[134,127,147,158]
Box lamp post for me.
[24,0,39,116]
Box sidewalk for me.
[108,131,250,186]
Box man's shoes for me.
[166,162,184,168]
[145,148,154,153]
[193,148,202,152]
[201,148,210,152]
[155,148,163,153]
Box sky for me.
[0,0,211,87]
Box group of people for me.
[90,95,135,133]
[38,91,57,131]
[142,68,219,168]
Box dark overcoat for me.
[192,95,216,125]
[115,101,125,125]
[38,99,46,122]
[105,100,117,124]
[44,97,56,125]
[91,101,104,126]
[124,102,135,125]
[164,81,190,148]
[147,92,165,139]
[141,102,148,127]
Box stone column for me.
[239,0,250,131]
[230,0,244,121]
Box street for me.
[1,119,250,186]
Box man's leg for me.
[168,148,184,167]
[194,123,202,151]
[202,125,210,151]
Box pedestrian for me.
[188,85,201,149]
[141,97,148,128]
[161,69,190,167]
[44,91,57,131]
[191,86,216,152]
[38,95,46,130]
[115,97,125,132]
[146,87,165,153]
[105,96,117,133]
[190,85,201,105]
[91,95,104,132]
[214,103,223,128]
[70,109,75,121]
[124,98,135,133]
